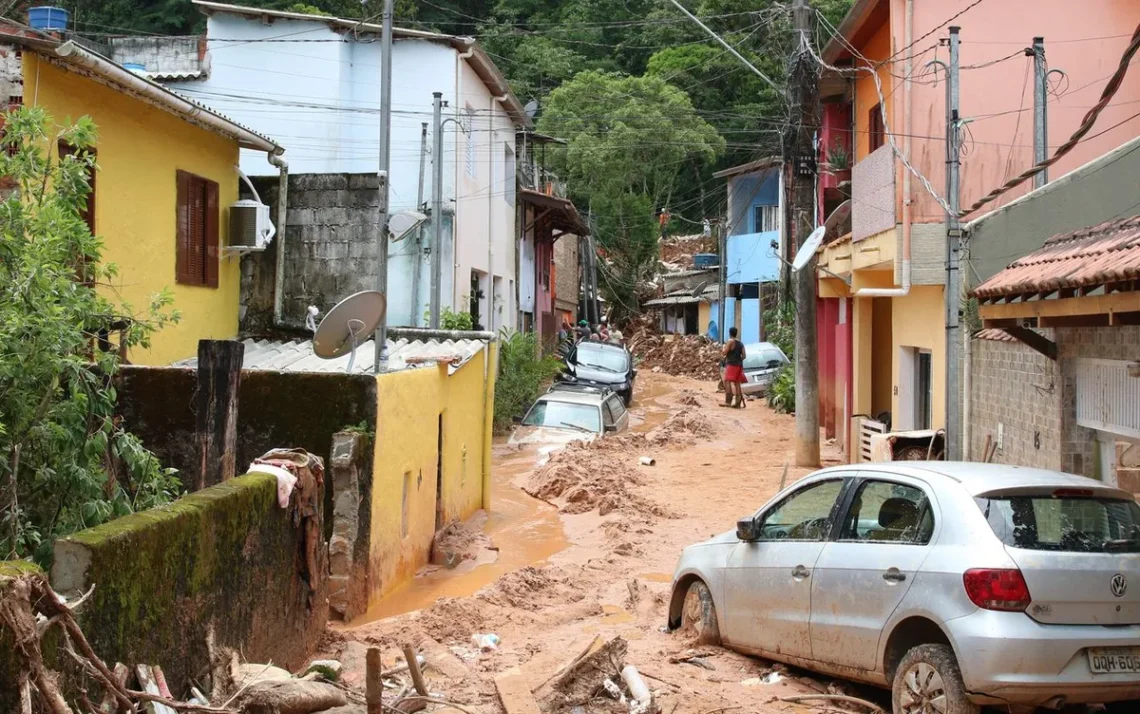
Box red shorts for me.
[723,365,746,383]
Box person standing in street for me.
[721,327,747,408]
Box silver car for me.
[508,384,630,449]
[668,463,1140,713]
[740,341,790,396]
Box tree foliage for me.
[0,107,181,562]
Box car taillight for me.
[963,568,1032,612]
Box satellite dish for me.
[524,99,540,118]
[792,226,826,272]
[389,210,427,242]
[313,290,386,373]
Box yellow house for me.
[1,31,283,365]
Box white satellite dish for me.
[524,99,540,119]
[389,210,427,242]
[792,226,826,272]
[313,290,386,373]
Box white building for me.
[161,1,528,330]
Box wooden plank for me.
[495,667,542,714]
[1001,327,1057,361]
[979,291,1140,322]
[195,339,244,490]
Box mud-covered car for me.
[508,384,629,449]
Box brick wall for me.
[243,173,380,332]
[969,330,1062,468]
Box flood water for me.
[350,376,678,625]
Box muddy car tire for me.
[680,580,720,646]
[891,644,978,714]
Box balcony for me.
[852,145,896,242]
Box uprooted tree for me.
[0,107,180,562]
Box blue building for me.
[712,157,784,344]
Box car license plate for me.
[1088,648,1140,674]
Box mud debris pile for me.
[525,444,662,517]
[625,316,722,381]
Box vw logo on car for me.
[1112,573,1128,598]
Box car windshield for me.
[977,494,1140,553]
[575,345,628,373]
[743,347,786,371]
[522,400,601,433]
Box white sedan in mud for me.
[509,385,630,450]
[668,462,1140,713]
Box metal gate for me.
[1075,359,1140,440]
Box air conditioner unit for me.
[229,199,275,250]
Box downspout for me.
[852,0,912,299]
[268,153,290,327]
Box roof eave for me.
[822,0,884,64]
[712,156,781,179]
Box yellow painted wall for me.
[853,22,892,162]
[890,286,946,429]
[25,53,241,365]
[368,351,491,599]
[852,297,873,416]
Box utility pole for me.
[373,0,394,373]
[790,0,820,468]
[944,26,963,459]
[716,219,726,343]
[588,233,601,323]
[430,92,445,329]
[1031,36,1048,188]
[411,121,428,327]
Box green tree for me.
[0,107,181,561]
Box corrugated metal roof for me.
[644,284,720,307]
[973,214,1140,299]
[173,337,487,374]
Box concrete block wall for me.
[242,173,381,332]
[109,36,204,75]
[329,431,372,621]
[968,330,1062,469]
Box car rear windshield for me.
[522,400,601,433]
[976,495,1140,553]
[743,348,785,370]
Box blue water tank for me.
[693,252,719,268]
[122,63,146,72]
[28,6,69,31]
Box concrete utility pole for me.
[588,232,601,323]
[716,219,727,343]
[430,92,444,329]
[1031,36,1048,188]
[411,121,428,326]
[944,27,963,459]
[791,0,820,468]
[373,0,394,373]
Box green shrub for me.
[493,330,563,434]
[763,300,795,359]
[422,306,475,331]
[767,364,796,414]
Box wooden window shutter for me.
[59,141,96,234]
[204,178,219,288]
[176,170,192,284]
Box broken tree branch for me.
[401,644,429,697]
[125,690,237,714]
[777,694,886,713]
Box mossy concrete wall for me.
[48,473,327,696]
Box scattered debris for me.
[639,456,656,466]
[495,667,543,714]
[541,636,629,710]
[621,665,653,714]
[470,633,501,652]
[303,659,343,681]
[431,513,492,569]
[625,315,722,380]
[776,694,886,713]
[233,679,347,714]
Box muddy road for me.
[327,373,847,714]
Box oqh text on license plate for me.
[1088,648,1140,674]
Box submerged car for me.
[668,462,1140,713]
[561,341,636,405]
[508,384,630,448]
[739,341,789,396]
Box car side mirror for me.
[736,517,761,542]
[512,415,523,424]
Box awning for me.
[974,214,1140,329]
[519,189,587,235]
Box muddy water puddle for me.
[351,443,567,624]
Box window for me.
[58,140,95,234]
[868,103,885,152]
[176,170,220,287]
[752,204,779,233]
[465,105,477,178]
[978,495,1140,553]
[605,395,626,423]
[840,480,934,544]
[504,143,516,207]
[602,400,616,429]
[522,400,602,434]
[757,479,843,542]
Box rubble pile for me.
[659,234,715,270]
[626,317,722,381]
[525,442,674,518]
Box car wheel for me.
[623,391,632,407]
[679,580,721,646]
[892,644,978,714]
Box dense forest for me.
[54,0,853,311]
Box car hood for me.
[508,425,598,447]
[573,365,627,384]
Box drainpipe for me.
[852,0,912,299]
[267,153,290,327]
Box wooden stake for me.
[195,339,244,490]
[402,644,429,696]
[366,648,383,714]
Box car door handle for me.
[882,568,907,583]
[791,565,810,580]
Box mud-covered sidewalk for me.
[324,374,848,714]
